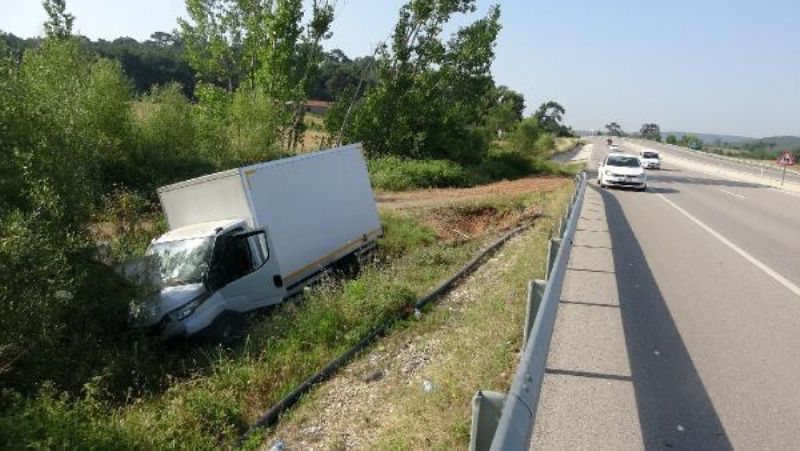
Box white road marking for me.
[658,193,800,297]
[720,189,746,200]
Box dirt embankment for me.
[377,177,568,242]
[375,177,566,210]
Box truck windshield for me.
[642,152,659,159]
[146,237,213,287]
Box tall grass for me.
[369,146,578,191]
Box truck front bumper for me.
[155,316,188,340]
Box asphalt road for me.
[626,138,800,189]
[532,138,800,450]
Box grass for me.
[369,183,573,449]
[369,145,581,191]
[552,137,583,156]
[256,181,574,449]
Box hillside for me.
[746,136,800,149]
[660,131,755,144]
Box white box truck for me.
[136,144,382,339]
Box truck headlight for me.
[169,292,211,321]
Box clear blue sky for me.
[2,0,798,137]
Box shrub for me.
[0,39,165,396]
[509,117,542,157]
[472,147,536,183]
[109,83,214,194]
[227,87,285,165]
[369,156,471,191]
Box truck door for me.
[207,228,285,313]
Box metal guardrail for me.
[469,171,588,450]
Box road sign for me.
[775,150,795,188]
[776,150,796,166]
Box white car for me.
[640,149,661,169]
[598,153,647,191]
[609,144,620,151]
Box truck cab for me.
[141,219,284,338]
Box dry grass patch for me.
[264,182,573,450]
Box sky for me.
[1,0,799,137]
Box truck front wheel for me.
[208,312,246,346]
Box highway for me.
[531,138,800,450]
[626,138,800,191]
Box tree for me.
[679,133,703,150]
[486,85,524,137]
[605,122,624,137]
[179,0,334,151]
[149,31,179,47]
[533,101,564,133]
[42,0,74,39]
[334,1,503,163]
[640,123,661,142]
[666,134,678,145]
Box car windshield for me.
[146,237,213,287]
[606,156,641,167]
[642,152,659,159]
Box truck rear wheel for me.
[332,254,360,279]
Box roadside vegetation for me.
[1,182,573,449]
[266,182,574,449]
[0,0,579,447]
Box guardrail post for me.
[469,390,507,451]
[524,279,546,344]
[546,238,562,279]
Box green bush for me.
[369,156,471,190]
[509,117,542,156]
[227,87,286,165]
[472,147,537,183]
[508,118,557,159]
[3,38,131,219]
[368,143,572,191]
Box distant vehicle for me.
[134,144,382,340]
[609,144,620,152]
[640,149,661,169]
[689,142,702,150]
[598,153,647,191]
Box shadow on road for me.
[597,185,733,450]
